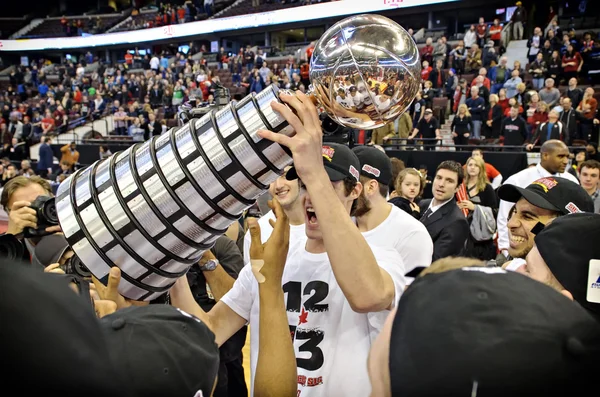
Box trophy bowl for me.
[310,14,421,130]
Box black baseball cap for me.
[286,143,360,182]
[352,146,393,186]
[31,233,71,268]
[535,213,600,321]
[100,305,220,397]
[0,260,129,396]
[389,267,600,396]
[498,176,594,215]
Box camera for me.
[24,196,59,238]
[60,254,92,278]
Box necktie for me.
[420,207,433,221]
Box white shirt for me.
[505,258,526,271]
[496,163,579,254]
[150,56,160,69]
[242,210,307,265]
[360,204,433,277]
[221,244,405,397]
[426,197,454,215]
[336,95,354,109]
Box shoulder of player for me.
[369,244,404,268]
[388,205,429,234]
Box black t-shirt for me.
[187,236,246,363]
[416,116,439,139]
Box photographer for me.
[0,176,61,263]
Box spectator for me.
[481,41,498,68]
[503,69,522,99]
[489,18,502,47]
[485,93,504,139]
[429,60,445,90]
[409,109,441,150]
[466,43,482,72]
[60,142,79,167]
[445,68,458,106]
[565,77,583,109]
[476,17,488,48]
[99,145,112,160]
[432,38,447,65]
[560,97,579,144]
[41,110,55,135]
[501,105,528,150]
[561,45,583,82]
[527,27,544,63]
[529,53,548,90]
[547,50,562,85]
[450,40,467,75]
[538,78,561,108]
[420,60,432,81]
[19,159,35,177]
[490,56,510,94]
[466,86,485,139]
[471,68,491,91]
[464,25,477,49]
[510,1,527,40]
[128,117,145,142]
[579,160,600,213]
[577,87,598,141]
[420,38,434,65]
[389,168,426,219]
[450,104,473,148]
[528,109,563,148]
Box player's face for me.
[303,179,360,241]
[268,166,300,209]
[506,199,558,259]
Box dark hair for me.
[389,158,406,192]
[360,176,388,198]
[436,160,464,186]
[580,160,600,172]
[343,176,357,197]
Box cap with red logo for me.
[352,145,393,186]
[286,143,361,182]
[498,176,594,215]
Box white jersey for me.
[360,204,433,277]
[496,163,579,254]
[221,244,406,397]
[336,95,355,109]
[243,210,307,265]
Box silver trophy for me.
[56,14,421,300]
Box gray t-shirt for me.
[538,87,561,108]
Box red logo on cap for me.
[322,146,335,162]
[362,164,381,177]
[349,165,360,181]
[532,177,558,193]
[565,202,581,214]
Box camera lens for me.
[41,197,59,225]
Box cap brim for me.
[285,163,348,182]
[498,185,561,212]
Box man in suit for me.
[36,136,54,178]
[419,160,469,261]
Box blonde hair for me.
[516,82,526,91]
[489,94,499,104]
[537,101,549,113]
[457,103,471,117]
[419,257,486,277]
[465,156,488,192]
[395,168,426,198]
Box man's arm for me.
[496,198,512,257]
[169,275,246,347]
[432,218,469,261]
[260,92,396,313]
[203,236,244,301]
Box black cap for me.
[100,305,220,397]
[497,176,594,215]
[0,260,128,396]
[389,267,600,397]
[535,213,600,321]
[31,233,71,268]
[286,143,360,182]
[352,146,393,186]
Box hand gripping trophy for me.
[55,14,421,299]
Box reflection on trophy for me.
[55,14,421,300]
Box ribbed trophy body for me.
[56,85,293,300]
[55,14,420,300]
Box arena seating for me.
[0,18,29,39]
[23,15,124,38]
[217,0,323,19]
